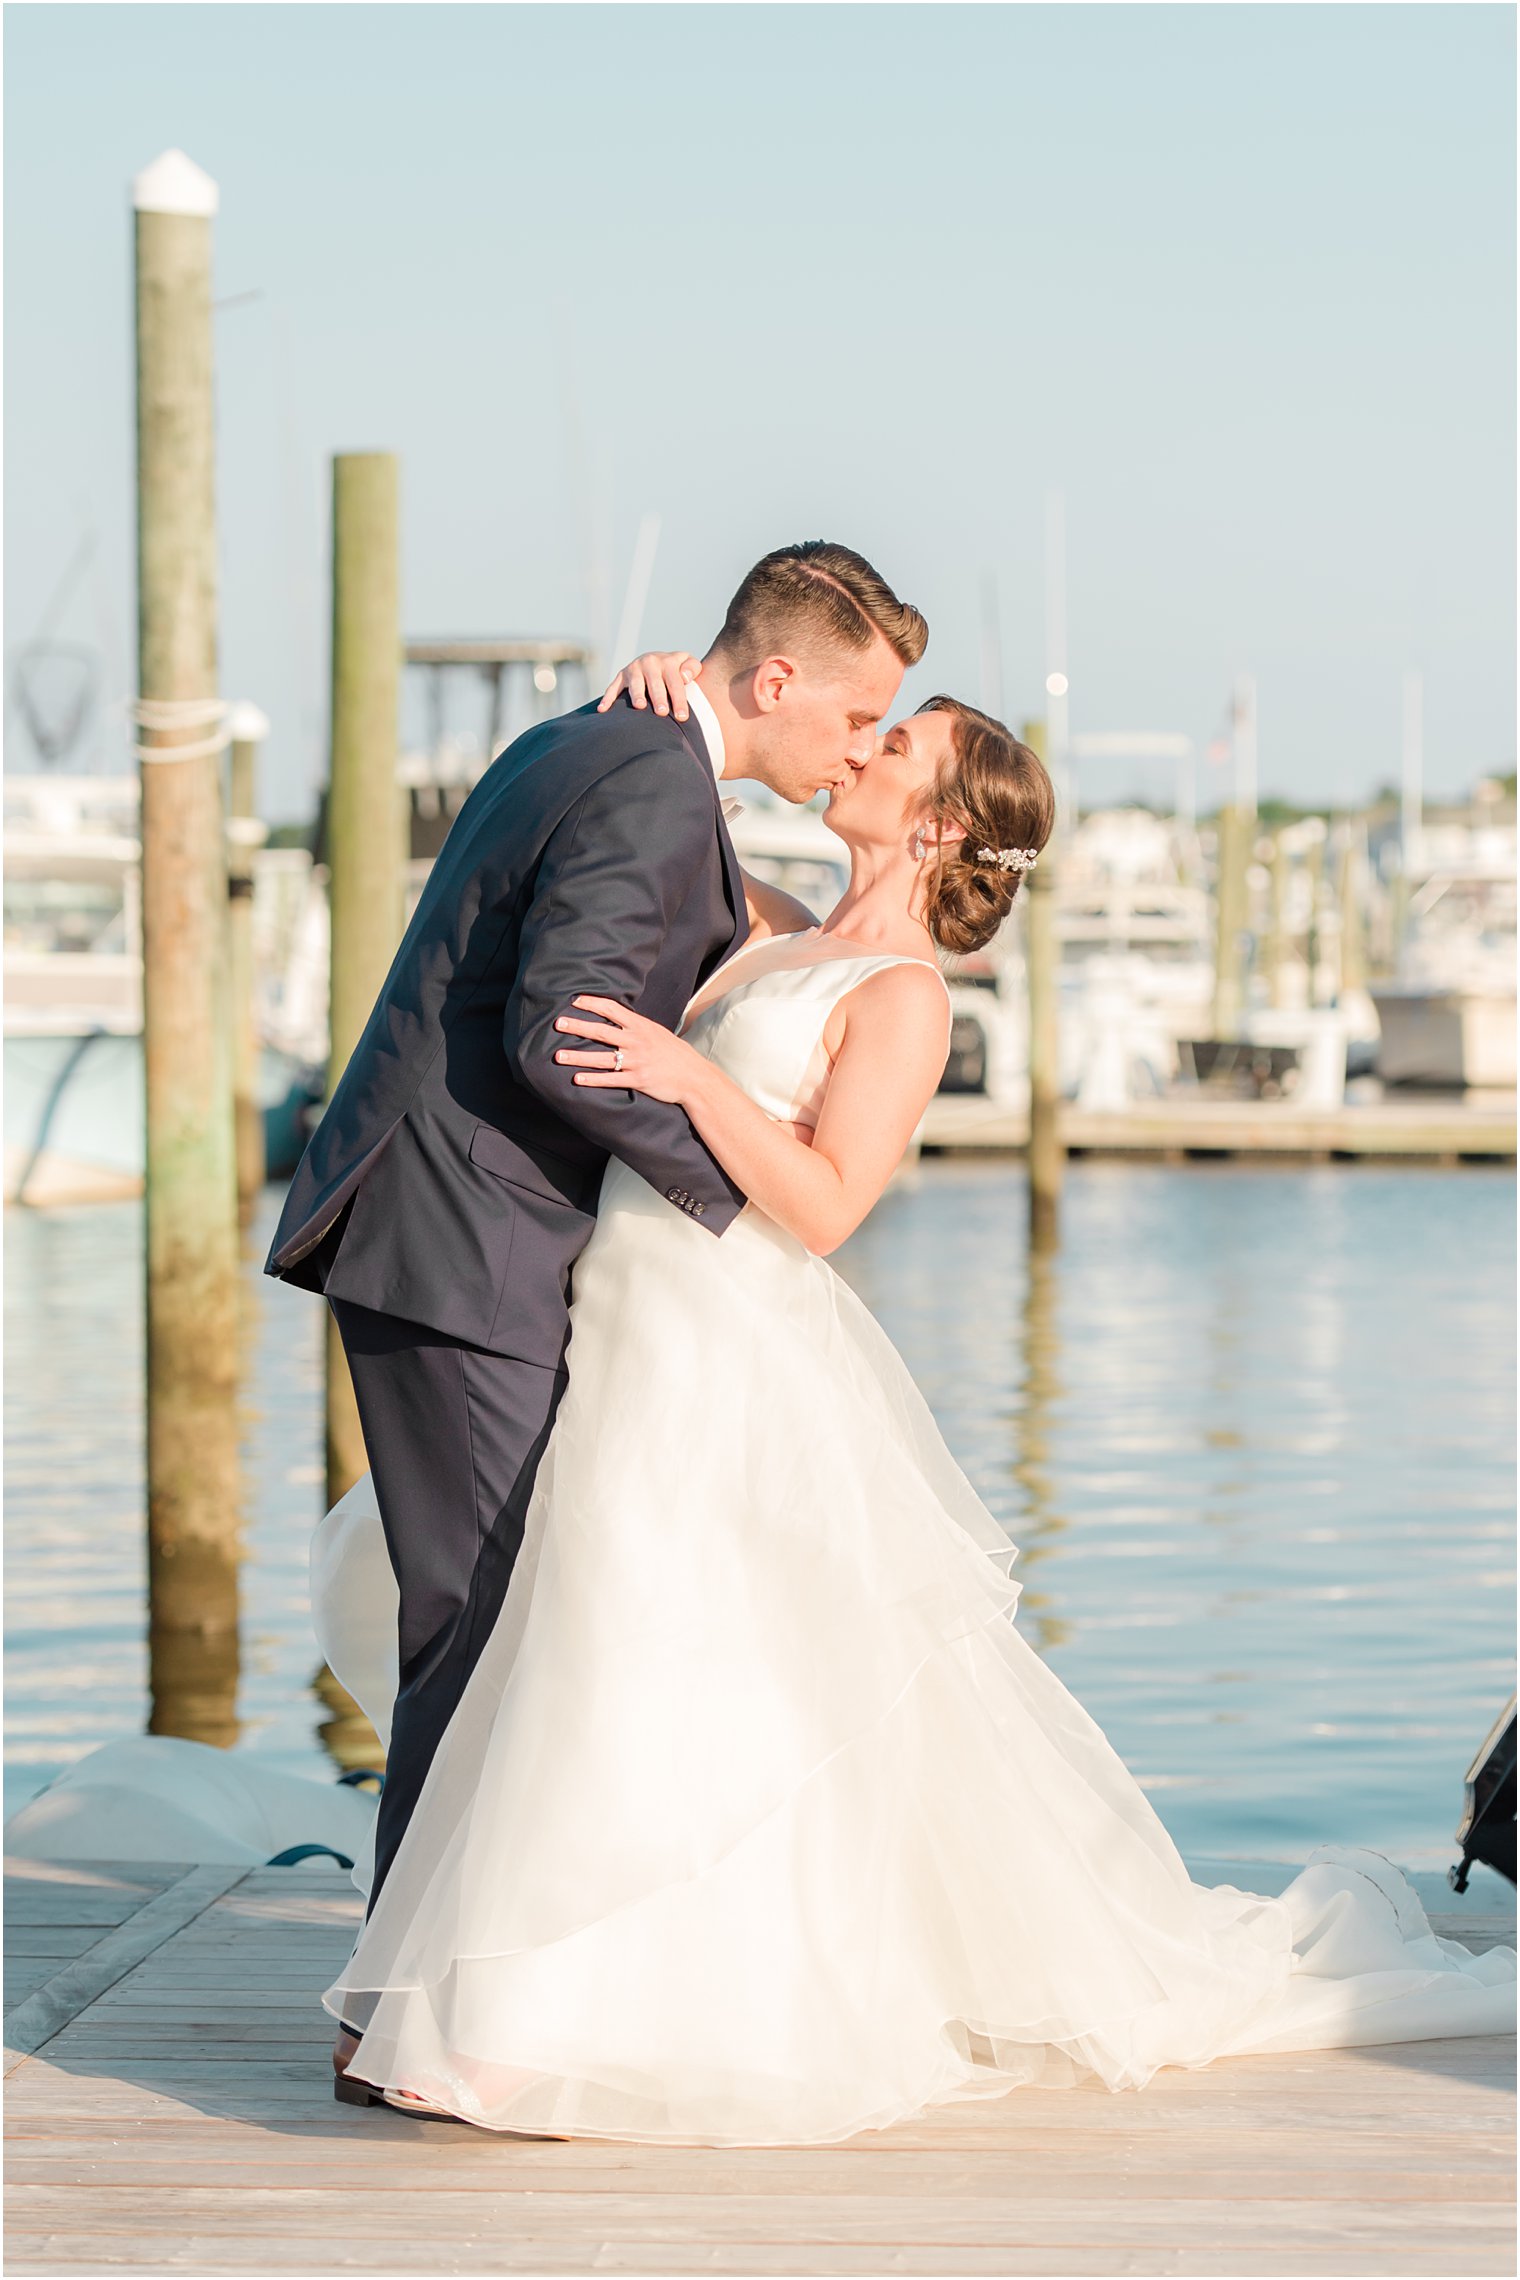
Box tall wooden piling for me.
[1212,804,1252,1038]
[325,453,404,1509]
[1266,831,1294,1009]
[1337,823,1367,998]
[1387,866,1410,981]
[1304,825,1327,1002]
[226,703,269,1224]
[132,149,240,1744]
[1020,718,1062,1251]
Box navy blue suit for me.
[267,698,748,1898]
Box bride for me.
[321,655,1513,2145]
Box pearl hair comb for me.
[976,846,1039,873]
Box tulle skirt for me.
[322,1162,1514,2145]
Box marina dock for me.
[6,1853,1513,2278]
[920,1092,1517,1161]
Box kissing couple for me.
[267,540,1512,2146]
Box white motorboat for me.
[5,776,145,1204]
[1371,852,1516,1089]
[1056,809,1215,1105]
[4,773,319,1206]
[724,797,850,921]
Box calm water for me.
[5,1162,1514,1864]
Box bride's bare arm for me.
[740,870,817,942]
[553,963,949,1254]
[598,650,699,721]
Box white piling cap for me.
[226,701,271,744]
[132,149,219,217]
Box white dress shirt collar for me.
[683,679,726,785]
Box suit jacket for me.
[264,697,749,1363]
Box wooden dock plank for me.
[3,1865,246,2071]
[2,1856,1512,2277]
[3,1960,61,2010]
[4,1891,173,1929]
[5,2179,1515,2243]
[6,2146,1515,2199]
[5,2251,1515,2280]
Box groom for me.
[267,541,927,1963]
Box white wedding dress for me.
[320,930,1514,2146]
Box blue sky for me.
[5,3,1514,817]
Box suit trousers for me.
[329,1296,569,1911]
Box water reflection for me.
[147,1569,241,1748]
[5,1161,1515,1867]
[1009,1245,1071,1655]
[223,1208,383,1777]
[312,1661,384,1778]
[836,1157,1515,1862]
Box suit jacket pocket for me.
[468,1120,599,1211]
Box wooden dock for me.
[4,1852,1513,2277]
[919,1092,1517,1161]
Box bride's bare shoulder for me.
[844,959,950,1023]
[821,957,949,1067]
[740,868,820,943]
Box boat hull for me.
[1370,987,1518,1089]
[4,1034,318,1206]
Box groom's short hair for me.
[711,542,928,673]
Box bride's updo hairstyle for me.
[914,697,1057,957]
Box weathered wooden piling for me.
[1304,825,1327,1002]
[132,149,240,1745]
[324,452,404,1509]
[1337,822,1367,998]
[226,703,270,1224]
[1266,830,1295,1009]
[1387,865,1410,980]
[1020,718,1062,1250]
[1212,803,1252,1038]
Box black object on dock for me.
[1451,1697,1517,1892]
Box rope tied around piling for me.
[129,694,232,764]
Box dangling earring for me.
[911,827,929,862]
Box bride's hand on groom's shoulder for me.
[553,996,701,1105]
[597,652,701,721]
